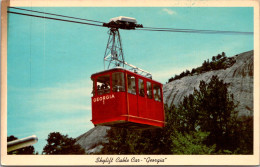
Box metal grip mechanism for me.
[103,21,143,30]
[103,16,151,79]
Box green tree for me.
[101,128,165,154]
[232,116,253,154]
[42,132,85,154]
[216,54,222,60]
[171,75,252,154]
[191,68,196,74]
[212,56,216,61]
[222,52,226,58]
[170,131,216,154]
[194,76,238,151]
[202,59,211,72]
[7,135,35,155]
[101,128,131,154]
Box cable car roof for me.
[91,67,162,85]
[110,16,137,23]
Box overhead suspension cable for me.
[7,11,103,27]
[137,27,253,35]
[8,7,105,24]
[7,8,253,35]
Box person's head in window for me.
[101,84,105,89]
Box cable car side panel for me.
[91,92,127,125]
[127,93,138,117]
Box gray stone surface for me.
[163,50,253,116]
[75,126,110,154]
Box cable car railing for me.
[104,57,152,79]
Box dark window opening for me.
[138,79,145,97]
[127,75,136,95]
[92,78,95,96]
[153,84,162,102]
[97,75,110,95]
[112,72,125,92]
[147,81,153,99]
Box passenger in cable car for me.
[113,80,119,92]
[104,81,110,93]
[127,75,136,95]
[97,85,102,95]
[139,79,145,97]
[154,89,160,101]
[113,80,118,92]
[112,72,125,92]
[147,82,153,99]
[101,83,105,90]
[153,85,161,102]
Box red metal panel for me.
[128,93,138,116]
[127,115,164,127]
[137,94,147,118]
[151,100,164,120]
[146,98,154,119]
[92,92,127,125]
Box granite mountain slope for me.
[163,50,253,116]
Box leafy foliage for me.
[101,128,165,154]
[167,52,236,83]
[7,135,35,155]
[42,132,85,154]
[101,75,253,154]
[170,131,216,154]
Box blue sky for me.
[7,7,253,153]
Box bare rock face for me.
[75,126,110,154]
[163,50,253,116]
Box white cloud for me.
[162,8,177,15]
[8,80,93,126]
[8,79,95,152]
[37,87,91,100]
[38,79,92,99]
[25,79,93,113]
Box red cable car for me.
[91,16,165,128]
[91,67,165,128]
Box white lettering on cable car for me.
[93,94,115,104]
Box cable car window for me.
[92,78,95,96]
[153,84,162,102]
[147,81,153,99]
[127,75,136,95]
[112,72,125,92]
[138,79,145,97]
[97,75,110,95]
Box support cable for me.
[8,7,105,24]
[7,8,253,35]
[137,27,253,35]
[7,11,103,27]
